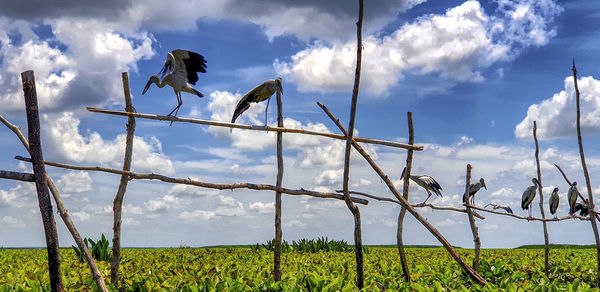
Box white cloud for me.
[248,201,275,214]
[515,76,600,139]
[145,195,181,213]
[0,216,25,228]
[179,201,245,221]
[314,169,343,185]
[71,211,92,222]
[57,171,92,196]
[168,181,221,197]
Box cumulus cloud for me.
[179,201,246,221]
[248,201,275,214]
[56,171,92,196]
[314,169,343,185]
[275,0,561,96]
[515,76,600,139]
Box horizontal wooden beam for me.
[0,169,35,182]
[86,107,423,151]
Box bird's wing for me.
[172,50,207,85]
[159,57,173,79]
[505,206,513,214]
[231,94,254,124]
[420,176,442,196]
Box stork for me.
[484,202,513,214]
[462,177,486,205]
[521,178,541,218]
[549,187,559,219]
[568,182,580,215]
[142,49,207,123]
[231,77,283,127]
[574,202,589,217]
[401,167,443,204]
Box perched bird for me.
[462,178,487,205]
[231,77,283,127]
[574,202,589,217]
[484,202,513,214]
[568,182,580,215]
[521,178,541,218]
[401,167,443,204]
[142,49,207,120]
[549,187,559,218]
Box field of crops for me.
[0,246,598,291]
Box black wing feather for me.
[175,50,207,85]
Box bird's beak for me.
[483,182,487,190]
[142,79,153,94]
[400,167,406,179]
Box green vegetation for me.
[72,234,112,263]
[250,237,355,253]
[0,247,598,291]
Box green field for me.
[0,247,598,291]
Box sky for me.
[1,0,600,248]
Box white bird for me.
[462,178,487,205]
[568,182,580,215]
[231,77,283,127]
[142,49,207,121]
[401,167,442,204]
[549,187,559,219]
[484,202,513,214]
[521,178,541,218]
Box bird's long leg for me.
[421,191,432,204]
[168,92,183,126]
[264,96,271,127]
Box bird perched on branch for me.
[568,182,580,215]
[521,178,541,218]
[142,49,207,121]
[574,202,589,217]
[401,167,442,204]
[462,178,486,205]
[484,202,513,214]
[549,187,559,219]
[231,77,283,127]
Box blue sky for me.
[1,0,600,248]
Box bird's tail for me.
[230,100,251,133]
[192,88,204,98]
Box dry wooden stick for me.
[14,156,369,205]
[533,121,550,276]
[274,88,284,282]
[573,61,600,278]
[341,0,364,287]
[111,72,136,286]
[464,164,481,272]
[21,70,64,291]
[0,170,34,182]
[466,204,588,222]
[398,112,414,282]
[338,190,485,219]
[86,107,423,151]
[1,114,108,291]
[318,102,487,285]
[554,163,600,221]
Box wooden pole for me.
[533,121,550,276]
[21,70,64,292]
[111,72,136,286]
[572,61,600,280]
[554,163,600,221]
[274,90,284,282]
[0,170,34,182]
[464,164,481,272]
[397,112,414,282]
[86,107,423,151]
[318,102,487,285]
[340,0,364,288]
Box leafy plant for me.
[71,233,112,262]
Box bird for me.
[400,167,443,204]
[568,182,580,215]
[231,77,283,127]
[521,178,541,218]
[484,202,513,214]
[142,49,207,122]
[462,178,486,205]
[574,202,589,217]
[549,187,559,219]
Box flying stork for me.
[521,178,541,218]
[462,177,487,205]
[400,167,443,204]
[549,187,559,219]
[568,182,580,215]
[231,77,283,127]
[142,49,207,122]
[484,202,513,214]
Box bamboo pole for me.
[340,0,365,287]
[86,107,423,151]
[572,61,600,279]
[111,72,136,286]
[21,70,64,292]
[317,102,488,285]
[397,112,414,282]
[339,190,485,219]
[14,156,369,205]
[464,164,481,272]
[533,121,550,276]
[1,115,108,291]
[274,89,284,282]
[0,170,34,182]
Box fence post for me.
[397,112,414,282]
[533,121,550,275]
[464,164,481,272]
[274,88,284,281]
[21,70,64,291]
